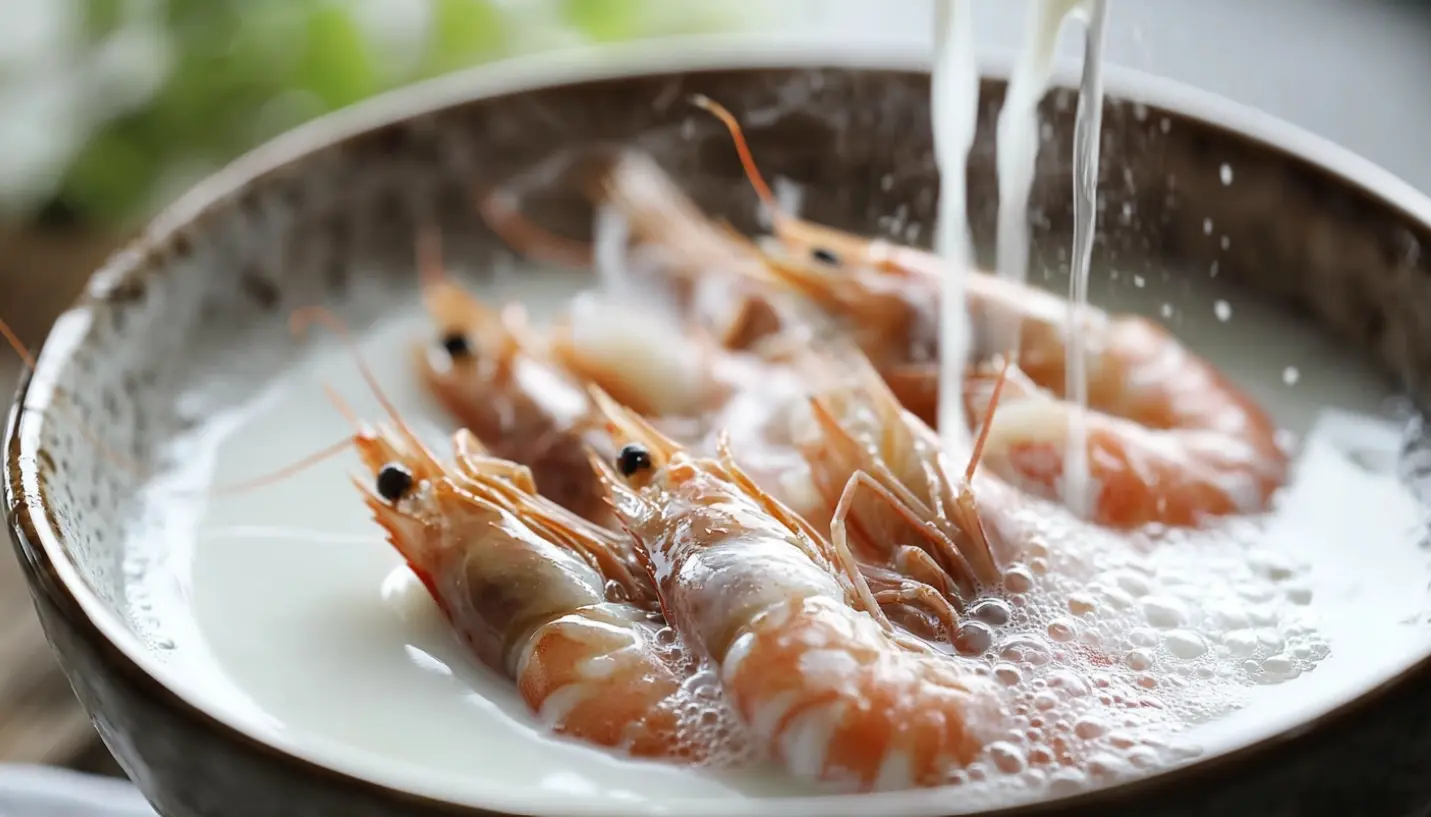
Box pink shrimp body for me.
[964,358,1281,529]
[352,421,713,759]
[689,96,1288,530]
[593,398,1005,791]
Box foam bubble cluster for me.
[921,498,1327,801]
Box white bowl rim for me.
[16,31,1431,817]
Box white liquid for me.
[117,263,1431,814]
[932,0,980,457]
[991,1,1075,348]
[1063,0,1109,516]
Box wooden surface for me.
[0,228,125,776]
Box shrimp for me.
[478,149,791,353]
[355,414,729,759]
[413,229,617,525]
[795,352,1020,642]
[691,96,1289,530]
[588,391,1007,791]
[418,224,818,514]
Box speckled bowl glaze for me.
[8,36,1431,817]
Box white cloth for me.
[0,766,153,817]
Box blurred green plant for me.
[16,0,750,227]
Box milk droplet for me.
[1282,366,1300,385]
[1219,163,1234,185]
[1202,218,1214,235]
[1214,300,1232,322]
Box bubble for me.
[1046,618,1078,642]
[1141,596,1187,628]
[954,621,995,656]
[1074,717,1106,739]
[1033,691,1059,711]
[1113,571,1151,597]
[1046,670,1090,697]
[1128,628,1159,647]
[1164,630,1208,660]
[989,741,1027,774]
[994,663,1023,686]
[970,599,1013,626]
[1259,654,1297,676]
[1000,635,1053,666]
[1224,630,1259,656]
[1126,649,1154,671]
[1005,566,1036,594]
[1068,593,1098,616]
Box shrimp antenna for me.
[474,185,594,268]
[287,306,440,470]
[210,436,355,495]
[0,316,153,479]
[289,307,401,429]
[207,382,378,495]
[964,355,1014,484]
[416,222,448,291]
[0,315,356,497]
[689,95,782,224]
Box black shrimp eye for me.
[440,331,471,359]
[616,444,653,478]
[810,247,841,266]
[376,462,415,502]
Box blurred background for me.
[1,0,1430,788]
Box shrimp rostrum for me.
[590,391,1007,791]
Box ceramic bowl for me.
[8,37,1431,817]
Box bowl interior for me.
[12,42,1431,817]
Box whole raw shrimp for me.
[691,96,1289,530]
[588,390,1007,791]
[414,230,618,525]
[346,399,737,760]
[479,148,791,352]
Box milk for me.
[114,259,1431,813]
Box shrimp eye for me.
[439,331,471,359]
[376,462,415,502]
[616,444,653,477]
[811,247,841,266]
